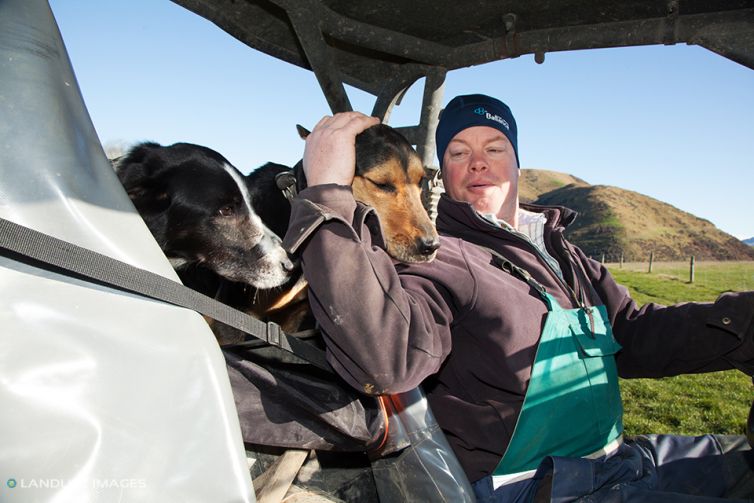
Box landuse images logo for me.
[7,478,17,488]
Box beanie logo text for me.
[473,106,510,130]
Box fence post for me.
[619,253,623,269]
[689,255,695,283]
[601,253,605,264]
[648,251,654,273]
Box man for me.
[282,95,754,501]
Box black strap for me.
[0,217,331,372]
[478,245,548,297]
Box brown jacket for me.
[283,185,754,482]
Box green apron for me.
[492,273,624,476]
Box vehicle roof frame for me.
[171,0,754,165]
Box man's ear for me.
[295,124,311,140]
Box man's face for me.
[441,126,519,220]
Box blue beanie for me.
[435,94,519,169]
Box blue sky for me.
[50,0,754,239]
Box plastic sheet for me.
[371,388,477,502]
[0,1,254,501]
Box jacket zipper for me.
[460,207,597,334]
[501,225,586,311]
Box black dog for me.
[114,142,295,300]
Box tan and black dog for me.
[340,123,440,263]
[235,123,440,342]
[251,124,439,263]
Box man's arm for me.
[283,113,457,394]
[575,248,754,378]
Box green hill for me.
[518,169,589,202]
[519,169,754,261]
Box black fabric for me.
[225,350,386,451]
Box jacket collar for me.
[436,193,578,235]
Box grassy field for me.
[605,260,754,436]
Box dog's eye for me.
[218,205,235,217]
[366,178,396,193]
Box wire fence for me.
[605,259,754,293]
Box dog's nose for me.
[281,256,297,272]
[416,236,441,256]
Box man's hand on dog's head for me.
[303,112,380,187]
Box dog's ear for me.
[119,170,171,214]
[295,124,310,140]
[125,182,169,208]
[115,145,171,214]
